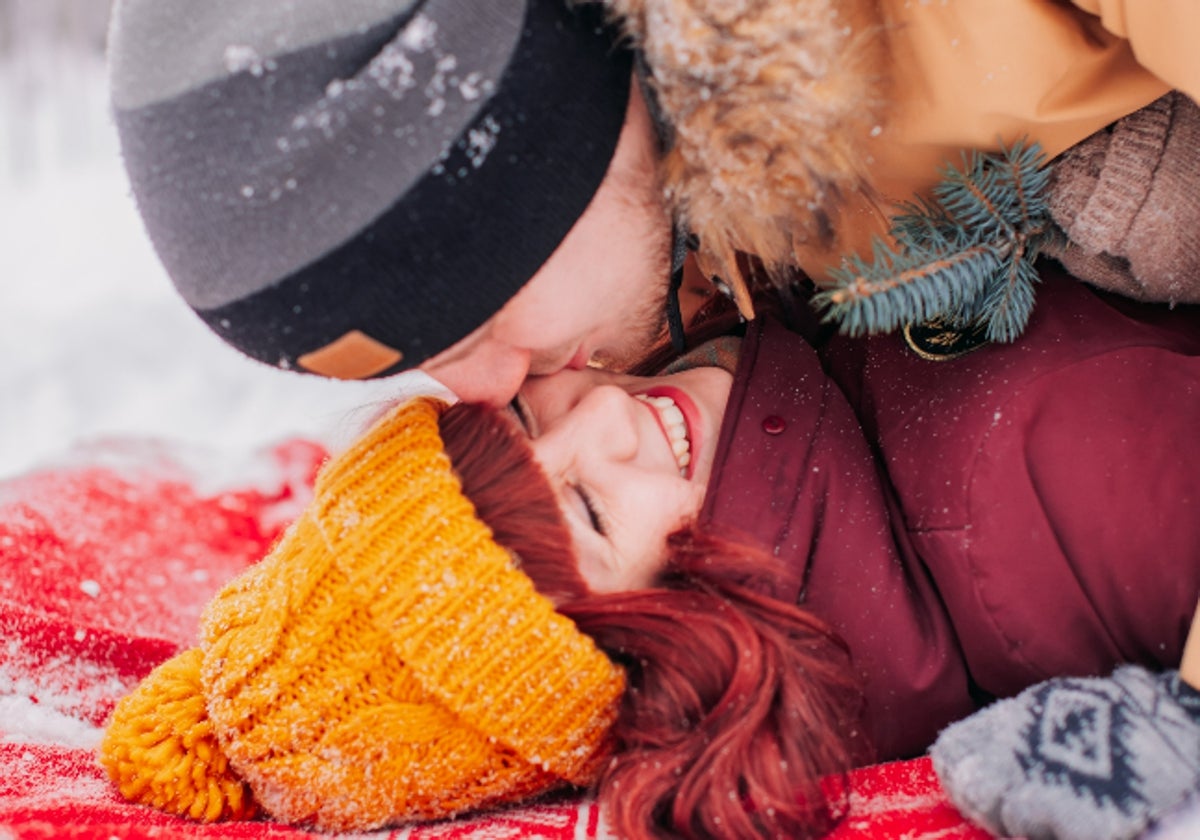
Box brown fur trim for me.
[604,0,890,289]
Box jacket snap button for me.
[762,415,786,435]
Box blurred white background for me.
[0,0,409,479]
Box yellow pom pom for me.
[99,648,256,822]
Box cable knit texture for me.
[100,398,624,832]
[1047,91,1200,305]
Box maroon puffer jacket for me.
[700,267,1200,760]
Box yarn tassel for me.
[99,648,256,822]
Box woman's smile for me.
[633,387,699,478]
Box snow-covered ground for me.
[0,41,434,480]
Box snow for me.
[0,44,445,481]
[0,696,101,749]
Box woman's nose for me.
[564,385,640,462]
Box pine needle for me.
[814,140,1053,343]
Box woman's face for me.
[514,364,733,593]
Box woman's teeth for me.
[634,394,691,476]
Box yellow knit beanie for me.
[99,398,625,831]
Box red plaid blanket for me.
[0,438,991,839]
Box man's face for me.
[421,81,672,406]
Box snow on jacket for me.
[699,267,1200,760]
[607,0,1200,287]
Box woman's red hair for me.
[439,402,870,839]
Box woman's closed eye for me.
[509,395,538,437]
[510,394,607,537]
[572,483,609,536]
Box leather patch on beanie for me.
[298,330,403,379]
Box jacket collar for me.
[698,317,833,603]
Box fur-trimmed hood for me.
[604,0,1184,297]
[604,0,891,295]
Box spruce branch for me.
[814,140,1054,343]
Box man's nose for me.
[420,341,532,406]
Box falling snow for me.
[222,44,275,77]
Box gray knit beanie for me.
[108,0,632,378]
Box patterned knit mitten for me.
[1046,91,1200,305]
[930,666,1200,840]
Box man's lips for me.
[566,344,592,370]
[634,386,701,479]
